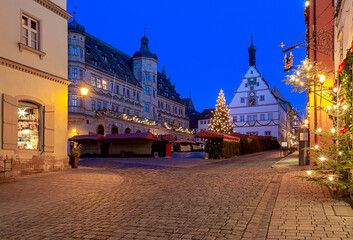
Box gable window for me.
[72,94,77,106]
[245,83,248,87]
[18,101,40,150]
[257,82,259,86]
[240,116,245,122]
[91,76,96,86]
[97,79,102,88]
[144,104,149,112]
[72,68,77,79]
[145,87,149,95]
[268,113,273,120]
[260,95,265,101]
[109,67,115,73]
[92,59,98,66]
[240,97,245,103]
[21,15,39,50]
[145,73,150,81]
[102,55,108,61]
[253,115,257,121]
[233,116,237,122]
[260,114,265,120]
[102,80,107,90]
[247,115,252,121]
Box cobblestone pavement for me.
[0,150,352,239]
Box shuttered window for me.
[44,105,55,152]
[2,94,18,150]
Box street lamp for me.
[80,87,89,96]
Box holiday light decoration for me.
[283,57,353,194]
[208,89,233,134]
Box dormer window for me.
[118,62,123,68]
[102,55,108,61]
[111,52,117,58]
[109,67,115,74]
[92,59,98,66]
[86,47,91,54]
[125,74,130,80]
[95,44,101,51]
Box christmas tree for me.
[283,57,353,194]
[208,89,233,134]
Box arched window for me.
[124,128,131,133]
[96,125,105,135]
[18,101,41,150]
[111,125,119,134]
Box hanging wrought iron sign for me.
[284,52,294,72]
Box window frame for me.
[21,13,39,50]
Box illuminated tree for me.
[209,89,233,134]
[283,58,353,194]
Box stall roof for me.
[195,130,240,142]
[69,134,104,141]
[158,134,176,141]
[105,132,160,141]
[231,132,274,140]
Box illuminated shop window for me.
[102,80,107,90]
[18,102,40,150]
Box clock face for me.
[249,98,256,106]
[249,91,255,97]
[248,78,256,85]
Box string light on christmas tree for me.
[315,145,319,149]
[317,128,322,132]
[339,151,342,155]
[328,176,333,182]
[319,157,326,161]
[331,128,335,133]
[307,170,312,176]
[208,89,233,134]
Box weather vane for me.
[73,6,77,20]
[144,24,147,36]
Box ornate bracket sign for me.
[284,52,294,72]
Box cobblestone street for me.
[0,150,352,239]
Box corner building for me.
[0,0,71,177]
[67,20,192,139]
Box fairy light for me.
[331,128,335,133]
[327,106,331,110]
[333,105,337,109]
[317,128,322,132]
[339,151,342,155]
[319,157,326,161]
[315,145,319,149]
[333,88,338,92]
[318,75,325,83]
[307,170,312,176]
[343,105,348,110]
[328,176,333,181]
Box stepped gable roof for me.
[188,108,214,129]
[133,36,158,61]
[68,19,85,34]
[198,109,213,120]
[84,32,141,87]
[157,71,184,104]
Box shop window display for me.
[18,102,40,150]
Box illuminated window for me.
[240,116,244,121]
[145,87,149,95]
[18,102,40,150]
[91,100,95,110]
[260,114,265,120]
[145,73,149,81]
[21,15,39,50]
[102,80,107,90]
[253,115,257,121]
[97,102,101,110]
[145,104,149,112]
[247,115,251,121]
[72,48,77,55]
[268,113,273,120]
[97,79,102,88]
[91,76,96,86]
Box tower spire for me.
[248,33,256,66]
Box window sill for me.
[18,43,46,59]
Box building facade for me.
[67,20,192,140]
[0,0,71,177]
[229,37,299,144]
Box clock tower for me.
[228,35,292,144]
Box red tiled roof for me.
[105,132,160,141]
[195,130,240,142]
[69,134,104,141]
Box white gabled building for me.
[229,37,294,143]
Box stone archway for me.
[96,125,105,135]
[124,128,131,133]
[111,125,119,134]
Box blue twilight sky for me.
[67,0,308,114]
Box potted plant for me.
[69,145,81,168]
